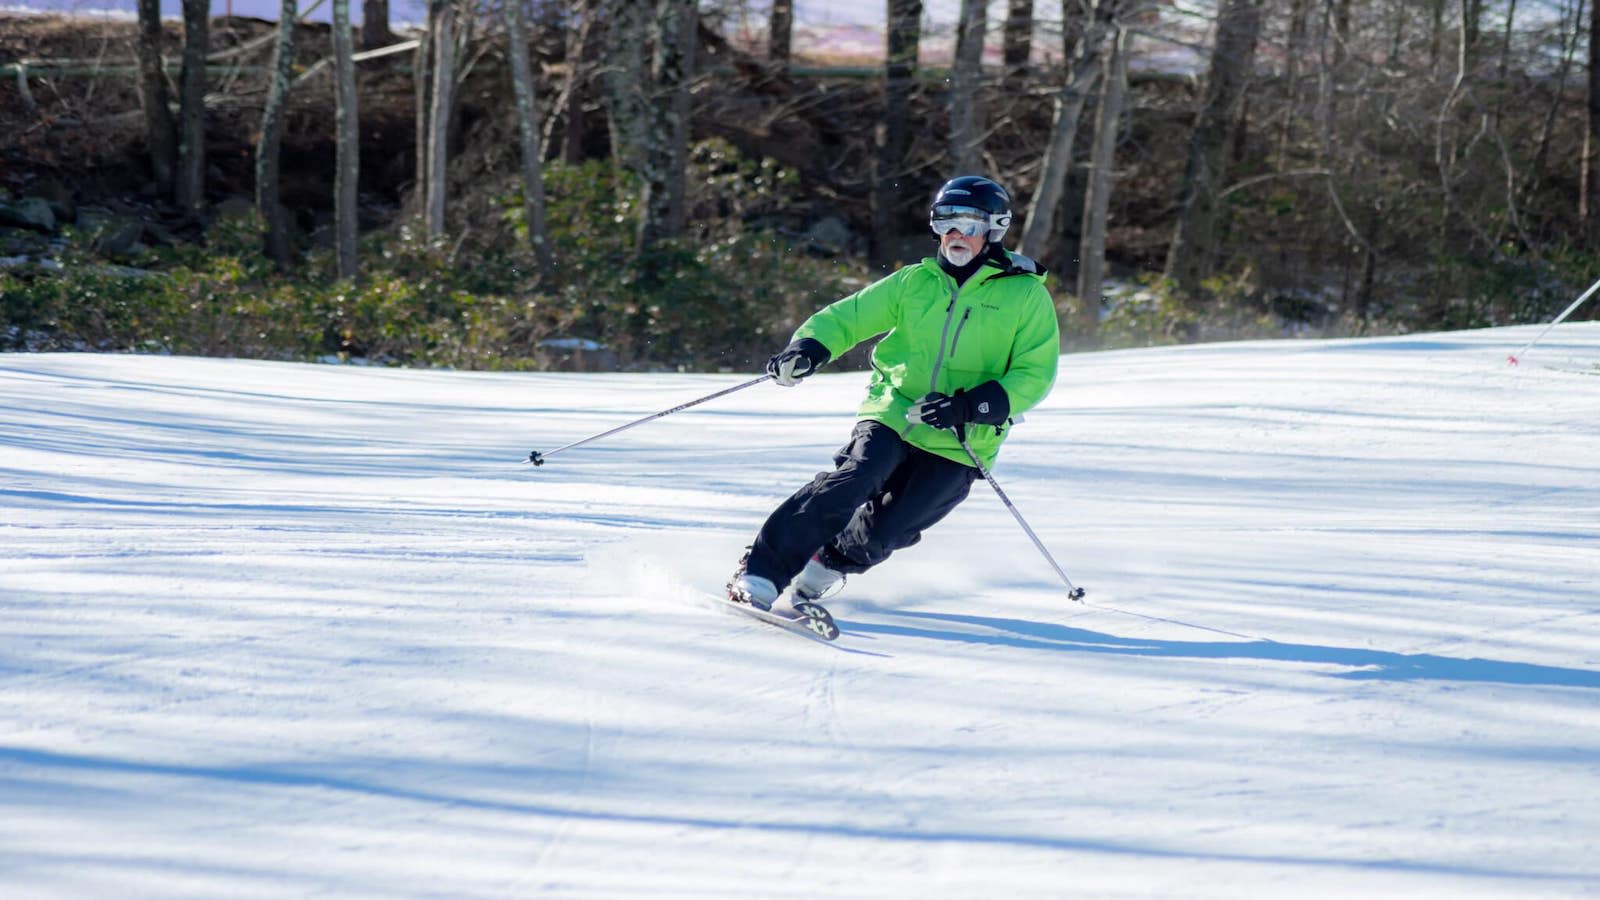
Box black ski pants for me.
[745,420,979,591]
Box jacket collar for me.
[921,244,1046,285]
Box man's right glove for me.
[765,338,831,387]
[906,380,1011,430]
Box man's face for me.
[939,229,986,266]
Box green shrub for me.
[1097,276,1198,348]
[1,141,856,371]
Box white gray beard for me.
[942,244,975,266]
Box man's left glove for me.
[906,380,1011,430]
[766,338,831,387]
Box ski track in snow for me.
[1,325,1599,897]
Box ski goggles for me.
[929,204,1005,237]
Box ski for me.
[715,594,841,642]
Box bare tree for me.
[1589,0,1600,235]
[637,0,698,259]
[1002,0,1033,92]
[257,0,297,264]
[1062,0,1086,62]
[1463,0,1486,67]
[604,0,649,174]
[505,0,555,278]
[413,0,442,212]
[176,0,208,212]
[1277,0,1310,162]
[950,0,988,173]
[1018,0,1120,261]
[1429,0,1447,71]
[556,0,602,163]
[135,0,176,197]
[333,0,360,280]
[871,0,922,270]
[1162,0,1265,300]
[425,0,458,239]
[1076,22,1129,344]
[1496,0,1520,115]
[1325,0,1352,130]
[769,0,793,69]
[362,0,394,49]
[1526,0,1584,194]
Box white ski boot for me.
[792,553,844,602]
[728,572,780,611]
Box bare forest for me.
[2,0,1597,370]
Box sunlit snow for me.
[3,325,1598,897]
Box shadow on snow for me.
[0,745,1583,884]
[853,610,1600,689]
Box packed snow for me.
[2,324,1598,898]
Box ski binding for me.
[721,595,840,642]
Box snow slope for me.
[2,325,1598,898]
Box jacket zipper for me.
[947,307,973,368]
[928,284,962,392]
[909,270,983,438]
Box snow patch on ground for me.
[2,324,1598,897]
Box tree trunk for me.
[1002,0,1032,92]
[871,0,922,270]
[506,0,555,278]
[1429,0,1446,71]
[1018,0,1118,261]
[1045,0,1095,272]
[1357,200,1381,323]
[1463,0,1485,66]
[333,0,360,280]
[558,0,601,164]
[413,0,441,212]
[1162,0,1264,301]
[1075,23,1128,346]
[176,0,208,212]
[637,0,697,261]
[604,1,649,174]
[1062,0,1085,63]
[362,0,393,49]
[665,0,696,238]
[950,0,987,173]
[256,0,296,265]
[1497,0,1519,89]
[769,0,793,69]
[1588,0,1600,237]
[1327,0,1350,129]
[135,0,176,196]
[1278,0,1309,162]
[1529,0,1584,194]
[1333,0,1351,71]
[425,1,457,240]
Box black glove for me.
[906,381,1010,430]
[765,338,831,387]
[906,391,967,429]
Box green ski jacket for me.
[793,249,1061,469]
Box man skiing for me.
[728,175,1061,611]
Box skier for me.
[728,175,1061,611]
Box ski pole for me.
[528,374,772,466]
[956,426,1086,601]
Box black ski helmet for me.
[929,175,1013,243]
